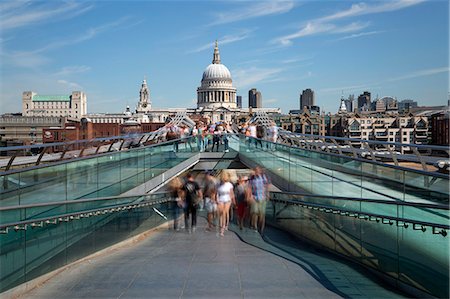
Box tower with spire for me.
[212,40,221,64]
[136,77,151,113]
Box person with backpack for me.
[183,172,202,233]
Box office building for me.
[236,95,242,108]
[398,99,418,112]
[300,88,315,109]
[248,88,262,108]
[357,91,371,111]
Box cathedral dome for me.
[202,63,232,81]
[197,41,237,110]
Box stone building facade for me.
[22,91,87,119]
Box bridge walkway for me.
[21,216,406,299]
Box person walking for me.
[169,177,185,231]
[268,121,278,150]
[249,167,270,235]
[212,126,221,152]
[166,124,180,152]
[204,171,218,231]
[222,122,230,152]
[183,172,202,233]
[235,176,250,230]
[248,122,257,148]
[217,171,235,236]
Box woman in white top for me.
[217,171,235,236]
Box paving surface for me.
[21,216,407,299]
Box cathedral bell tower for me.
[136,78,151,113]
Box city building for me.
[398,99,418,112]
[236,95,242,108]
[276,108,326,135]
[345,94,355,112]
[42,118,165,144]
[300,88,315,109]
[248,88,262,108]
[22,91,87,119]
[430,110,449,145]
[196,41,237,109]
[344,113,428,148]
[0,115,66,144]
[357,91,371,112]
[136,78,151,113]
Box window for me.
[367,120,371,124]
[349,121,360,131]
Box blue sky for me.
[0,0,448,114]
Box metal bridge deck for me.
[20,217,406,299]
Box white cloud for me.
[210,0,294,26]
[334,31,384,41]
[317,0,425,23]
[275,22,369,45]
[273,0,424,46]
[281,55,314,64]
[2,50,50,68]
[1,17,132,68]
[57,79,82,89]
[319,83,376,94]
[233,67,283,88]
[34,17,132,53]
[0,2,93,31]
[189,29,254,53]
[388,67,449,82]
[54,66,91,76]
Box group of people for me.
[240,121,278,150]
[169,167,271,237]
[164,121,232,153]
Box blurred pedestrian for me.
[204,171,218,231]
[169,177,185,231]
[235,175,251,230]
[183,172,202,233]
[249,167,270,235]
[217,171,235,236]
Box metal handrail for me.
[0,135,198,176]
[240,134,449,179]
[270,196,449,235]
[0,196,172,232]
[281,132,449,152]
[0,192,168,211]
[269,191,449,209]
